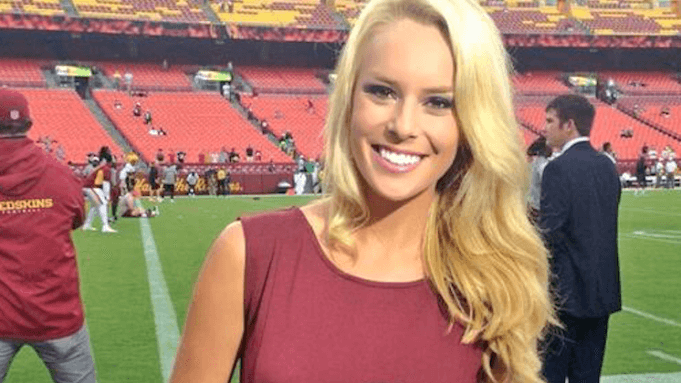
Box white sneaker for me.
[82,226,96,231]
[102,227,118,233]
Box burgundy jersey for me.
[0,138,86,341]
[83,162,112,188]
[238,208,482,383]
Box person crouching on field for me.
[118,190,159,218]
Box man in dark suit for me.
[540,94,622,383]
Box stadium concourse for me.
[1,0,681,380]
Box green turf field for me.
[4,191,680,382]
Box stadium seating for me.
[241,94,327,159]
[599,71,681,94]
[92,90,293,163]
[71,0,208,23]
[512,71,570,94]
[96,62,193,91]
[15,88,122,163]
[573,8,667,34]
[487,7,578,34]
[619,96,681,135]
[0,59,47,87]
[212,0,340,29]
[237,66,327,93]
[516,100,681,160]
[0,0,64,16]
[334,0,364,25]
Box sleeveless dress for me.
[239,207,482,382]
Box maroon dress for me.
[239,207,482,382]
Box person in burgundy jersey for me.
[170,0,555,382]
[81,146,117,233]
[0,89,96,382]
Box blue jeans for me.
[0,325,96,383]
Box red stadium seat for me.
[13,88,123,163]
[92,90,293,164]
[0,59,47,87]
[241,94,326,160]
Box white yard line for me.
[138,203,180,383]
[620,233,681,246]
[601,371,681,382]
[648,351,681,367]
[622,306,681,329]
[621,208,681,217]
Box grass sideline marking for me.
[138,202,180,383]
[601,371,681,382]
[620,233,681,246]
[622,306,681,329]
[648,351,681,367]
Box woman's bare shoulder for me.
[299,198,330,233]
[210,220,246,267]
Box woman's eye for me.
[427,97,454,110]
[364,84,395,99]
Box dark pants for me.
[542,312,609,383]
[163,184,174,199]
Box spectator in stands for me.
[211,152,219,163]
[124,70,133,92]
[158,127,168,136]
[144,110,153,125]
[177,151,186,164]
[665,159,677,189]
[133,103,142,117]
[620,128,633,138]
[661,106,670,118]
[162,59,169,71]
[156,148,164,163]
[229,147,240,163]
[198,151,206,164]
[246,106,255,122]
[222,82,231,101]
[227,0,234,13]
[113,70,122,90]
[601,142,616,165]
[114,99,123,110]
[55,144,66,163]
[255,150,262,162]
[168,151,176,164]
[0,88,97,383]
[306,98,315,114]
[267,158,275,173]
[635,146,648,196]
[170,1,555,382]
[219,147,229,163]
[246,146,254,162]
[149,126,160,136]
[260,119,269,134]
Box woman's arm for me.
[169,221,246,383]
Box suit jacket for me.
[540,141,622,318]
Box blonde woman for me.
[169,0,556,381]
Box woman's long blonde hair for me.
[320,0,558,381]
